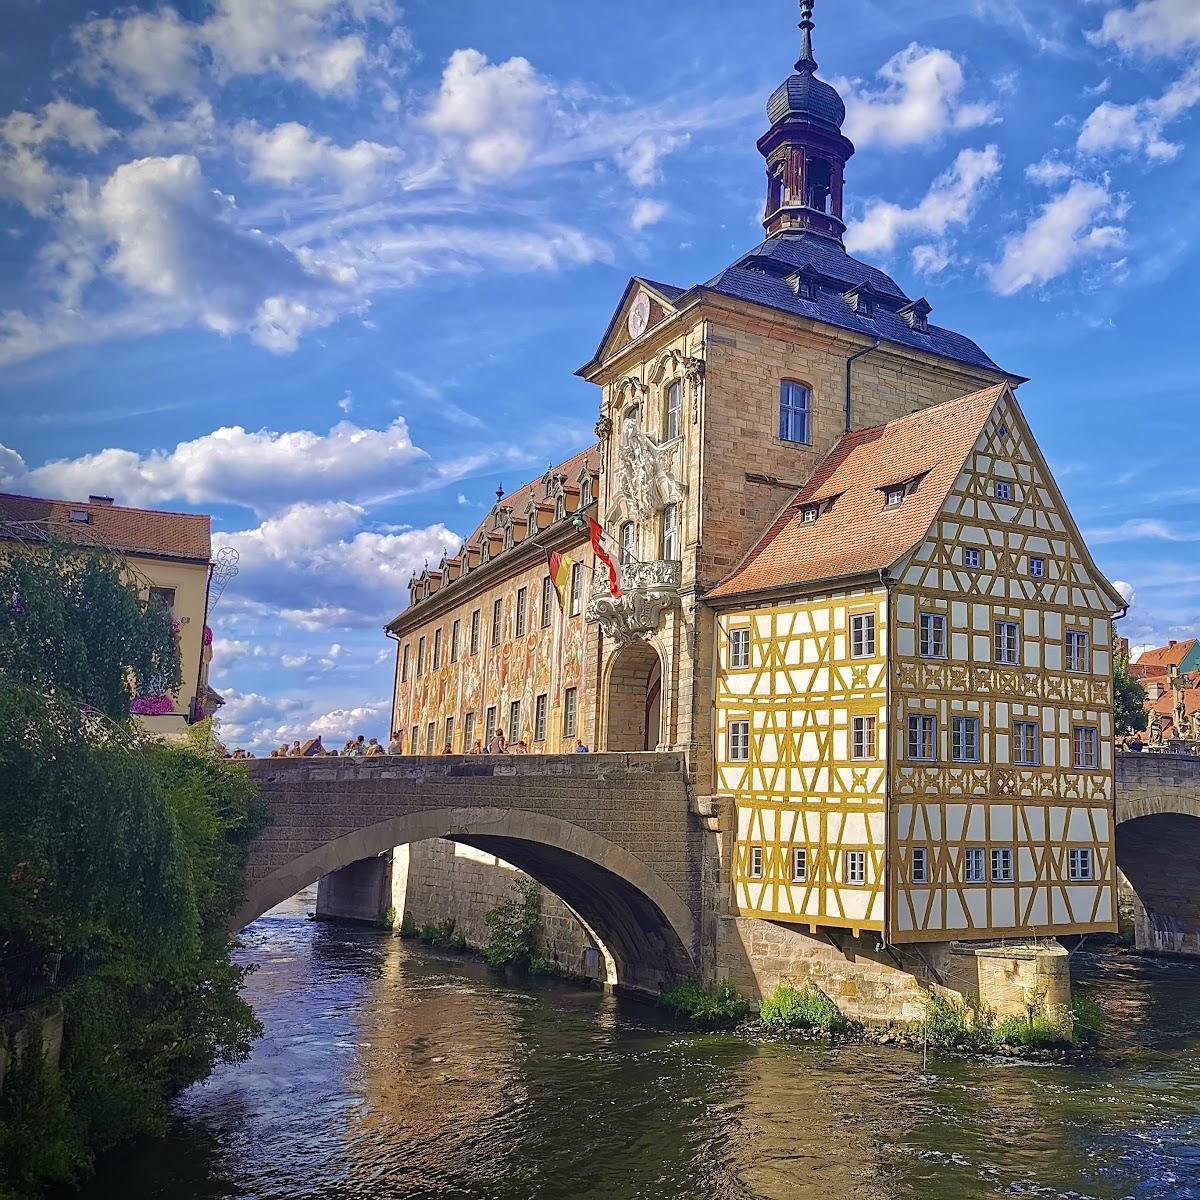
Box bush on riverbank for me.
[759,984,853,1036]
[919,988,1104,1053]
[482,878,545,971]
[659,980,753,1028]
[0,543,267,1196]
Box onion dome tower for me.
[758,0,855,244]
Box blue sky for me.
[1,0,1197,750]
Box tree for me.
[1114,642,1147,735]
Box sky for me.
[0,0,1197,752]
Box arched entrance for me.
[1117,811,1200,956]
[605,640,663,751]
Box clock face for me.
[627,290,651,339]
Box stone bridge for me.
[1116,752,1200,956]
[240,753,705,992]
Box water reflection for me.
[78,896,1200,1200]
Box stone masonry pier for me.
[241,753,699,993]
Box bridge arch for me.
[235,805,697,993]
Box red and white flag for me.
[586,517,622,599]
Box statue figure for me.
[1170,664,1187,734]
[616,404,685,520]
[1190,708,1200,744]
[1148,710,1164,748]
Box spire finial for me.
[796,0,817,73]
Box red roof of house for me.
[707,384,1006,600]
[0,492,211,562]
[1133,639,1198,676]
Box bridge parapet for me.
[1116,752,1200,823]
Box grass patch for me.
[759,984,853,1035]
[659,980,753,1029]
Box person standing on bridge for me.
[487,729,507,754]
[387,729,404,754]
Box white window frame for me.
[994,480,1012,501]
[884,486,905,508]
[919,612,947,659]
[665,380,682,441]
[486,705,497,741]
[1072,725,1099,769]
[463,711,475,752]
[994,620,1020,665]
[425,723,436,755]
[569,562,583,616]
[951,716,980,763]
[417,636,426,675]
[515,587,528,637]
[563,687,578,738]
[850,612,876,658]
[491,599,502,647]
[727,720,750,762]
[844,850,867,885]
[908,714,937,761]
[661,502,679,562]
[792,847,807,883]
[964,847,985,884]
[450,619,460,663]
[851,715,876,760]
[991,847,1014,883]
[508,700,522,745]
[470,609,481,655]
[401,643,410,683]
[779,380,811,444]
[1068,847,1094,882]
[1013,720,1040,766]
[432,627,442,669]
[534,693,548,742]
[444,716,454,750]
[749,846,764,879]
[911,847,928,884]
[541,576,553,628]
[1066,630,1090,674]
[729,627,751,670]
[619,521,636,566]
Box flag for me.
[546,549,574,610]
[587,517,622,599]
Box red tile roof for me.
[707,385,1006,601]
[1133,639,1198,675]
[0,492,211,562]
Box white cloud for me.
[617,131,690,187]
[845,145,1000,255]
[911,243,951,275]
[837,44,996,149]
[1085,518,1200,545]
[1114,580,1137,607]
[228,698,390,752]
[0,415,474,516]
[1025,156,1075,186]
[987,178,1127,296]
[281,653,311,669]
[1077,62,1200,162]
[0,101,113,217]
[1088,0,1200,57]
[630,198,668,231]
[237,120,400,194]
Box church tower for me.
[758,0,855,242]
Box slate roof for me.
[706,384,1008,601]
[703,232,1009,376]
[0,492,212,562]
[767,71,846,127]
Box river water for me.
[81,891,1200,1200]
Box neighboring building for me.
[387,3,1125,946]
[0,491,220,738]
[1132,639,1200,681]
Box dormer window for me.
[580,475,593,507]
[900,298,932,333]
[801,504,819,524]
[846,285,874,318]
[790,271,819,302]
[68,509,90,523]
[884,486,905,508]
[555,496,566,521]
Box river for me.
[79,890,1200,1200]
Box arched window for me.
[619,520,636,566]
[806,158,832,213]
[779,380,811,444]
[664,380,682,441]
[580,475,593,507]
[661,503,679,562]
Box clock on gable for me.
[627,289,651,340]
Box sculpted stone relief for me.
[615,403,685,520]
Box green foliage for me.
[1070,996,1105,1047]
[993,1013,1067,1049]
[0,545,266,1193]
[418,917,462,947]
[922,992,992,1051]
[482,878,544,970]
[383,906,397,931]
[398,910,419,938]
[659,979,752,1029]
[0,541,181,721]
[759,983,852,1035]
[1113,643,1147,734]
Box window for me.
[911,848,928,884]
[851,715,876,760]
[410,724,418,753]
[884,486,905,508]
[486,705,497,741]
[729,628,751,670]
[541,576,553,627]
[569,562,584,616]
[515,587,528,637]
[1073,725,1099,769]
[432,628,442,669]
[534,693,548,742]
[619,521,636,566]
[845,851,866,885]
[991,848,1014,883]
[444,716,454,751]
[470,609,481,655]
[1013,720,1040,765]
[665,380,682,440]
[964,847,985,884]
[994,620,1020,665]
[1069,848,1094,881]
[68,509,90,524]
[850,612,876,658]
[661,503,679,562]
[779,380,811,444]
[463,711,475,752]
[425,723,436,755]
[964,548,981,569]
[417,636,426,675]
[450,620,460,663]
[563,687,578,738]
[994,481,1012,501]
[148,586,176,611]
[1066,630,1090,673]
[580,475,593,507]
[908,714,937,761]
[508,700,522,745]
[951,716,980,763]
[491,599,502,646]
[1029,557,1045,578]
[793,847,807,882]
[401,644,410,683]
[727,720,750,762]
[919,612,946,658]
[801,504,819,524]
[749,846,764,879]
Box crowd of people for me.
[225,731,590,759]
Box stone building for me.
[385,2,1125,979]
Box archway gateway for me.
[604,639,663,752]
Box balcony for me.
[587,559,682,643]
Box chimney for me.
[89,495,115,506]
[1170,640,1178,647]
